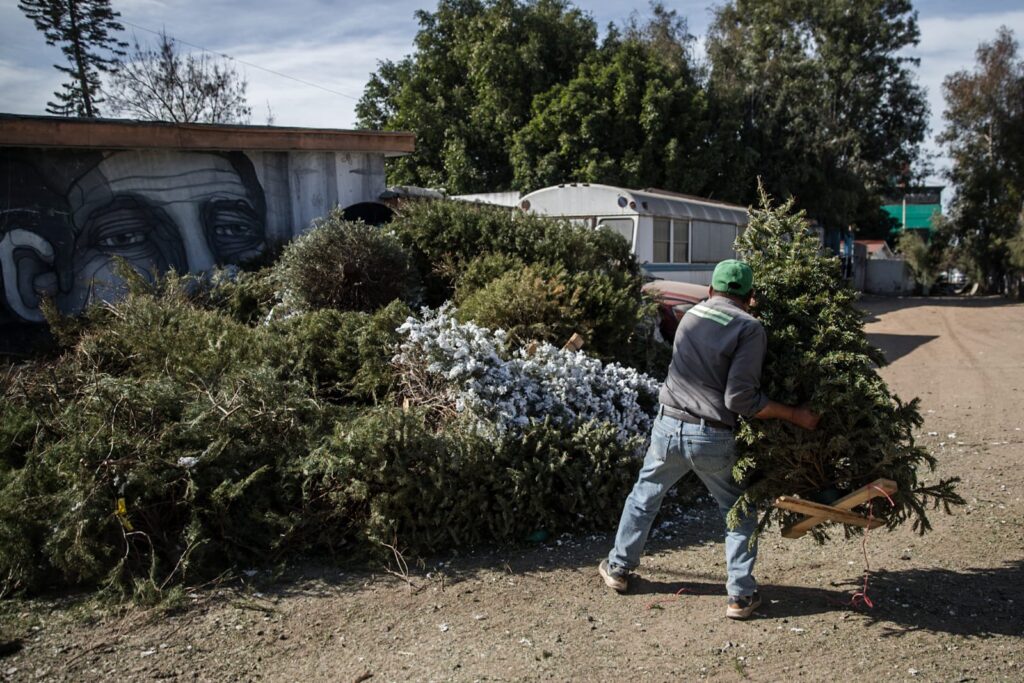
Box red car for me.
[643,279,709,342]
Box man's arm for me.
[754,400,820,431]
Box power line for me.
[119,19,361,101]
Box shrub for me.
[897,230,938,292]
[1,272,658,597]
[413,205,656,363]
[276,210,418,312]
[453,252,528,296]
[455,263,578,347]
[196,268,282,325]
[273,308,365,399]
[300,407,640,555]
[1,202,672,600]
[0,285,333,598]
[388,199,642,306]
[270,300,412,403]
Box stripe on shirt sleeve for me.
[688,302,735,326]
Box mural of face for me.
[0,157,75,322]
[1,150,267,322]
[67,150,267,307]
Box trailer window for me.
[652,217,690,263]
[653,218,670,262]
[598,218,634,248]
[690,220,739,263]
[673,221,689,263]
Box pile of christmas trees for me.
[729,189,962,538]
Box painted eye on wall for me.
[213,222,256,238]
[88,205,154,254]
[77,195,187,276]
[203,199,265,264]
[97,231,147,248]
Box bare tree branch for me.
[106,31,252,124]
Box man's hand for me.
[790,405,820,431]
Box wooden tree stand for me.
[775,478,898,539]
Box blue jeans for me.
[607,412,759,597]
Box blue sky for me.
[3,1,1023,185]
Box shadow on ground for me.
[238,497,1023,639]
[858,295,1023,322]
[629,560,1024,638]
[858,296,1020,362]
[865,333,939,364]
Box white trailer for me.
[518,184,748,285]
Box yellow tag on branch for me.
[116,497,134,531]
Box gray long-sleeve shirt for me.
[658,295,770,428]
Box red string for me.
[871,484,896,508]
[647,585,696,610]
[842,485,896,609]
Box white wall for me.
[865,259,915,295]
[251,151,387,237]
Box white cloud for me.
[220,0,713,129]
[0,59,62,116]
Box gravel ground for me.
[2,295,1022,682]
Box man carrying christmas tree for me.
[599,259,820,619]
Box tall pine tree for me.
[729,187,962,538]
[19,0,127,117]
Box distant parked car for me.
[935,268,969,295]
[643,279,708,341]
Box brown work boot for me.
[598,559,629,592]
[726,591,762,619]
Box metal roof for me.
[0,113,415,156]
[520,183,748,224]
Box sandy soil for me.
[2,295,1022,682]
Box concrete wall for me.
[864,258,915,295]
[0,147,387,323]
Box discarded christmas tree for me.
[729,188,963,538]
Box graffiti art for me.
[1,149,267,323]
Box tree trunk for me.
[67,0,93,117]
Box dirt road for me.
[2,296,1022,682]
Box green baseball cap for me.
[711,259,754,296]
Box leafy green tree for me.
[938,27,1024,294]
[356,0,597,193]
[510,5,712,193]
[18,0,127,117]
[896,230,939,293]
[706,0,928,230]
[106,31,252,124]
